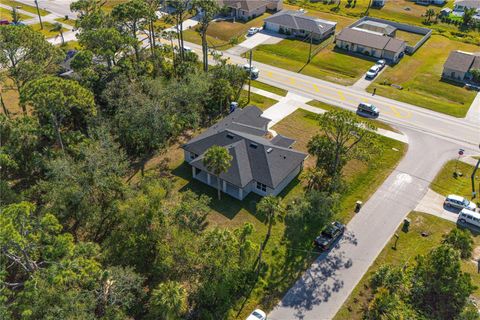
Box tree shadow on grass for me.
[171,162,263,221]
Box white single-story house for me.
[263,10,336,41]
[182,106,307,200]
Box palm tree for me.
[254,196,284,275]
[463,8,476,27]
[149,281,187,320]
[51,22,65,46]
[202,145,232,200]
[424,9,435,23]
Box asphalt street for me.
[10,4,480,318]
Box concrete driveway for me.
[226,30,285,55]
[414,188,460,223]
[351,65,388,91]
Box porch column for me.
[207,173,211,185]
[239,188,243,200]
[192,166,196,178]
[222,180,227,192]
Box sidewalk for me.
[466,91,480,124]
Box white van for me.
[458,208,480,228]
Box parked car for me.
[445,194,477,211]
[246,309,266,320]
[248,27,260,36]
[0,20,9,25]
[209,48,223,57]
[243,64,259,79]
[314,221,345,251]
[458,208,480,228]
[366,65,381,79]
[357,102,379,117]
[375,59,386,70]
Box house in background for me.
[454,0,480,12]
[442,50,480,83]
[217,0,283,21]
[372,0,386,7]
[414,0,446,5]
[263,10,336,42]
[182,106,307,200]
[335,27,406,63]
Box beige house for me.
[217,0,283,20]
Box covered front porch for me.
[192,167,245,200]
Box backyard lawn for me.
[146,106,406,319]
[367,35,478,117]
[431,159,478,202]
[0,6,33,21]
[182,14,268,50]
[1,0,49,16]
[253,40,373,85]
[334,211,480,320]
[239,90,278,111]
[30,22,68,39]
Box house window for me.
[256,182,267,192]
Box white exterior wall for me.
[443,67,467,81]
[271,164,302,196]
[265,21,280,32]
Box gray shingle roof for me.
[444,51,480,73]
[264,10,336,35]
[217,0,267,11]
[336,28,406,54]
[454,0,480,9]
[183,106,307,189]
[271,134,296,148]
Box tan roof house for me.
[217,0,283,20]
[442,50,480,83]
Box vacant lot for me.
[1,0,49,16]
[183,14,268,50]
[367,35,478,117]
[334,211,480,320]
[431,160,478,202]
[253,40,373,85]
[146,107,406,319]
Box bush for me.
[443,228,474,259]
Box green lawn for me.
[253,40,373,85]
[30,22,68,39]
[158,107,406,319]
[431,160,478,202]
[307,100,396,132]
[250,80,288,97]
[0,6,33,21]
[1,0,49,16]
[54,17,76,27]
[334,211,480,320]
[239,90,278,111]
[182,14,267,50]
[367,35,478,117]
[395,29,425,46]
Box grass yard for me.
[253,40,373,85]
[143,106,406,319]
[334,211,480,320]
[30,22,68,38]
[54,17,76,27]
[182,14,268,50]
[367,35,478,117]
[431,160,478,202]
[0,6,33,21]
[239,90,278,111]
[307,100,396,132]
[250,80,288,97]
[395,29,425,46]
[0,0,49,16]
[271,108,406,223]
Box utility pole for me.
[248,50,253,104]
[472,144,480,199]
[308,30,313,63]
[34,0,43,30]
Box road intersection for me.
[8,4,480,318]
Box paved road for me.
[14,0,78,18]
[269,130,470,320]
